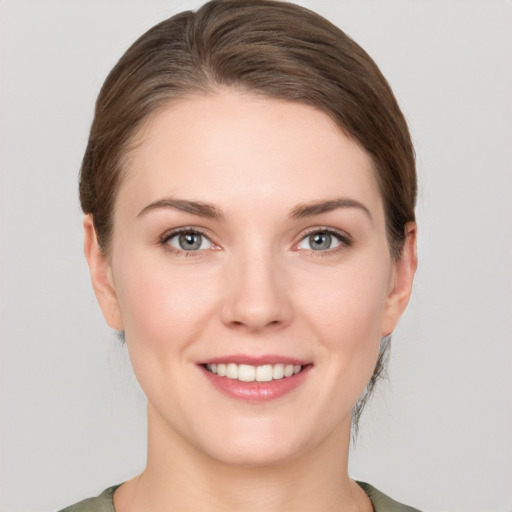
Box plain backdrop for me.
[1,1,511,511]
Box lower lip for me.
[199,365,312,402]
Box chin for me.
[193,419,316,468]
[207,441,302,468]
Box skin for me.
[84,90,417,512]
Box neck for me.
[114,404,370,512]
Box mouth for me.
[198,358,312,402]
[203,362,304,383]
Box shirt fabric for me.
[58,481,421,512]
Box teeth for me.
[205,362,304,382]
[256,364,273,382]
[272,363,284,379]
[238,364,255,382]
[284,364,294,377]
[226,363,238,379]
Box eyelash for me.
[159,226,352,256]
[160,227,215,256]
[295,227,352,254]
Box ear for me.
[83,215,124,331]
[380,222,418,337]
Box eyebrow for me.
[289,198,373,221]
[137,198,223,219]
[137,196,372,222]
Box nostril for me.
[220,277,294,331]
[228,318,284,331]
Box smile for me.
[199,356,312,402]
[205,363,302,382]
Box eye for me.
[296,230,347,251]
[165,230,214,251]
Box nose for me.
[220,247,293,332]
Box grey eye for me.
[179,233,202,250]
[297,230,343,251]
[309,232,332,250]
[167,231,212,251]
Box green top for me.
[58,482,421,512]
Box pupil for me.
[179,233,201,250]
[310,232,331,250]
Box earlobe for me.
[83,215,124,330]
[381,222,418,336]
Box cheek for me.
[112,256,218,350]
[110,258,222,410]
[298,258,391,340]
[295,257,391,394]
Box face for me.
[85,90,415,467]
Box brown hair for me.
[79,0,416,428]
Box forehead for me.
[118,91,384,220]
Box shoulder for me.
[57,485,120,512]
[58,482,420,512]
[357,481,422,512]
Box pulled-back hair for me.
[79,0,416,428]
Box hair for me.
[79,0,416,429]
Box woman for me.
[62,1,419,510]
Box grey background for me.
[1,1,511,511]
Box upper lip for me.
[197,354,311,366]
